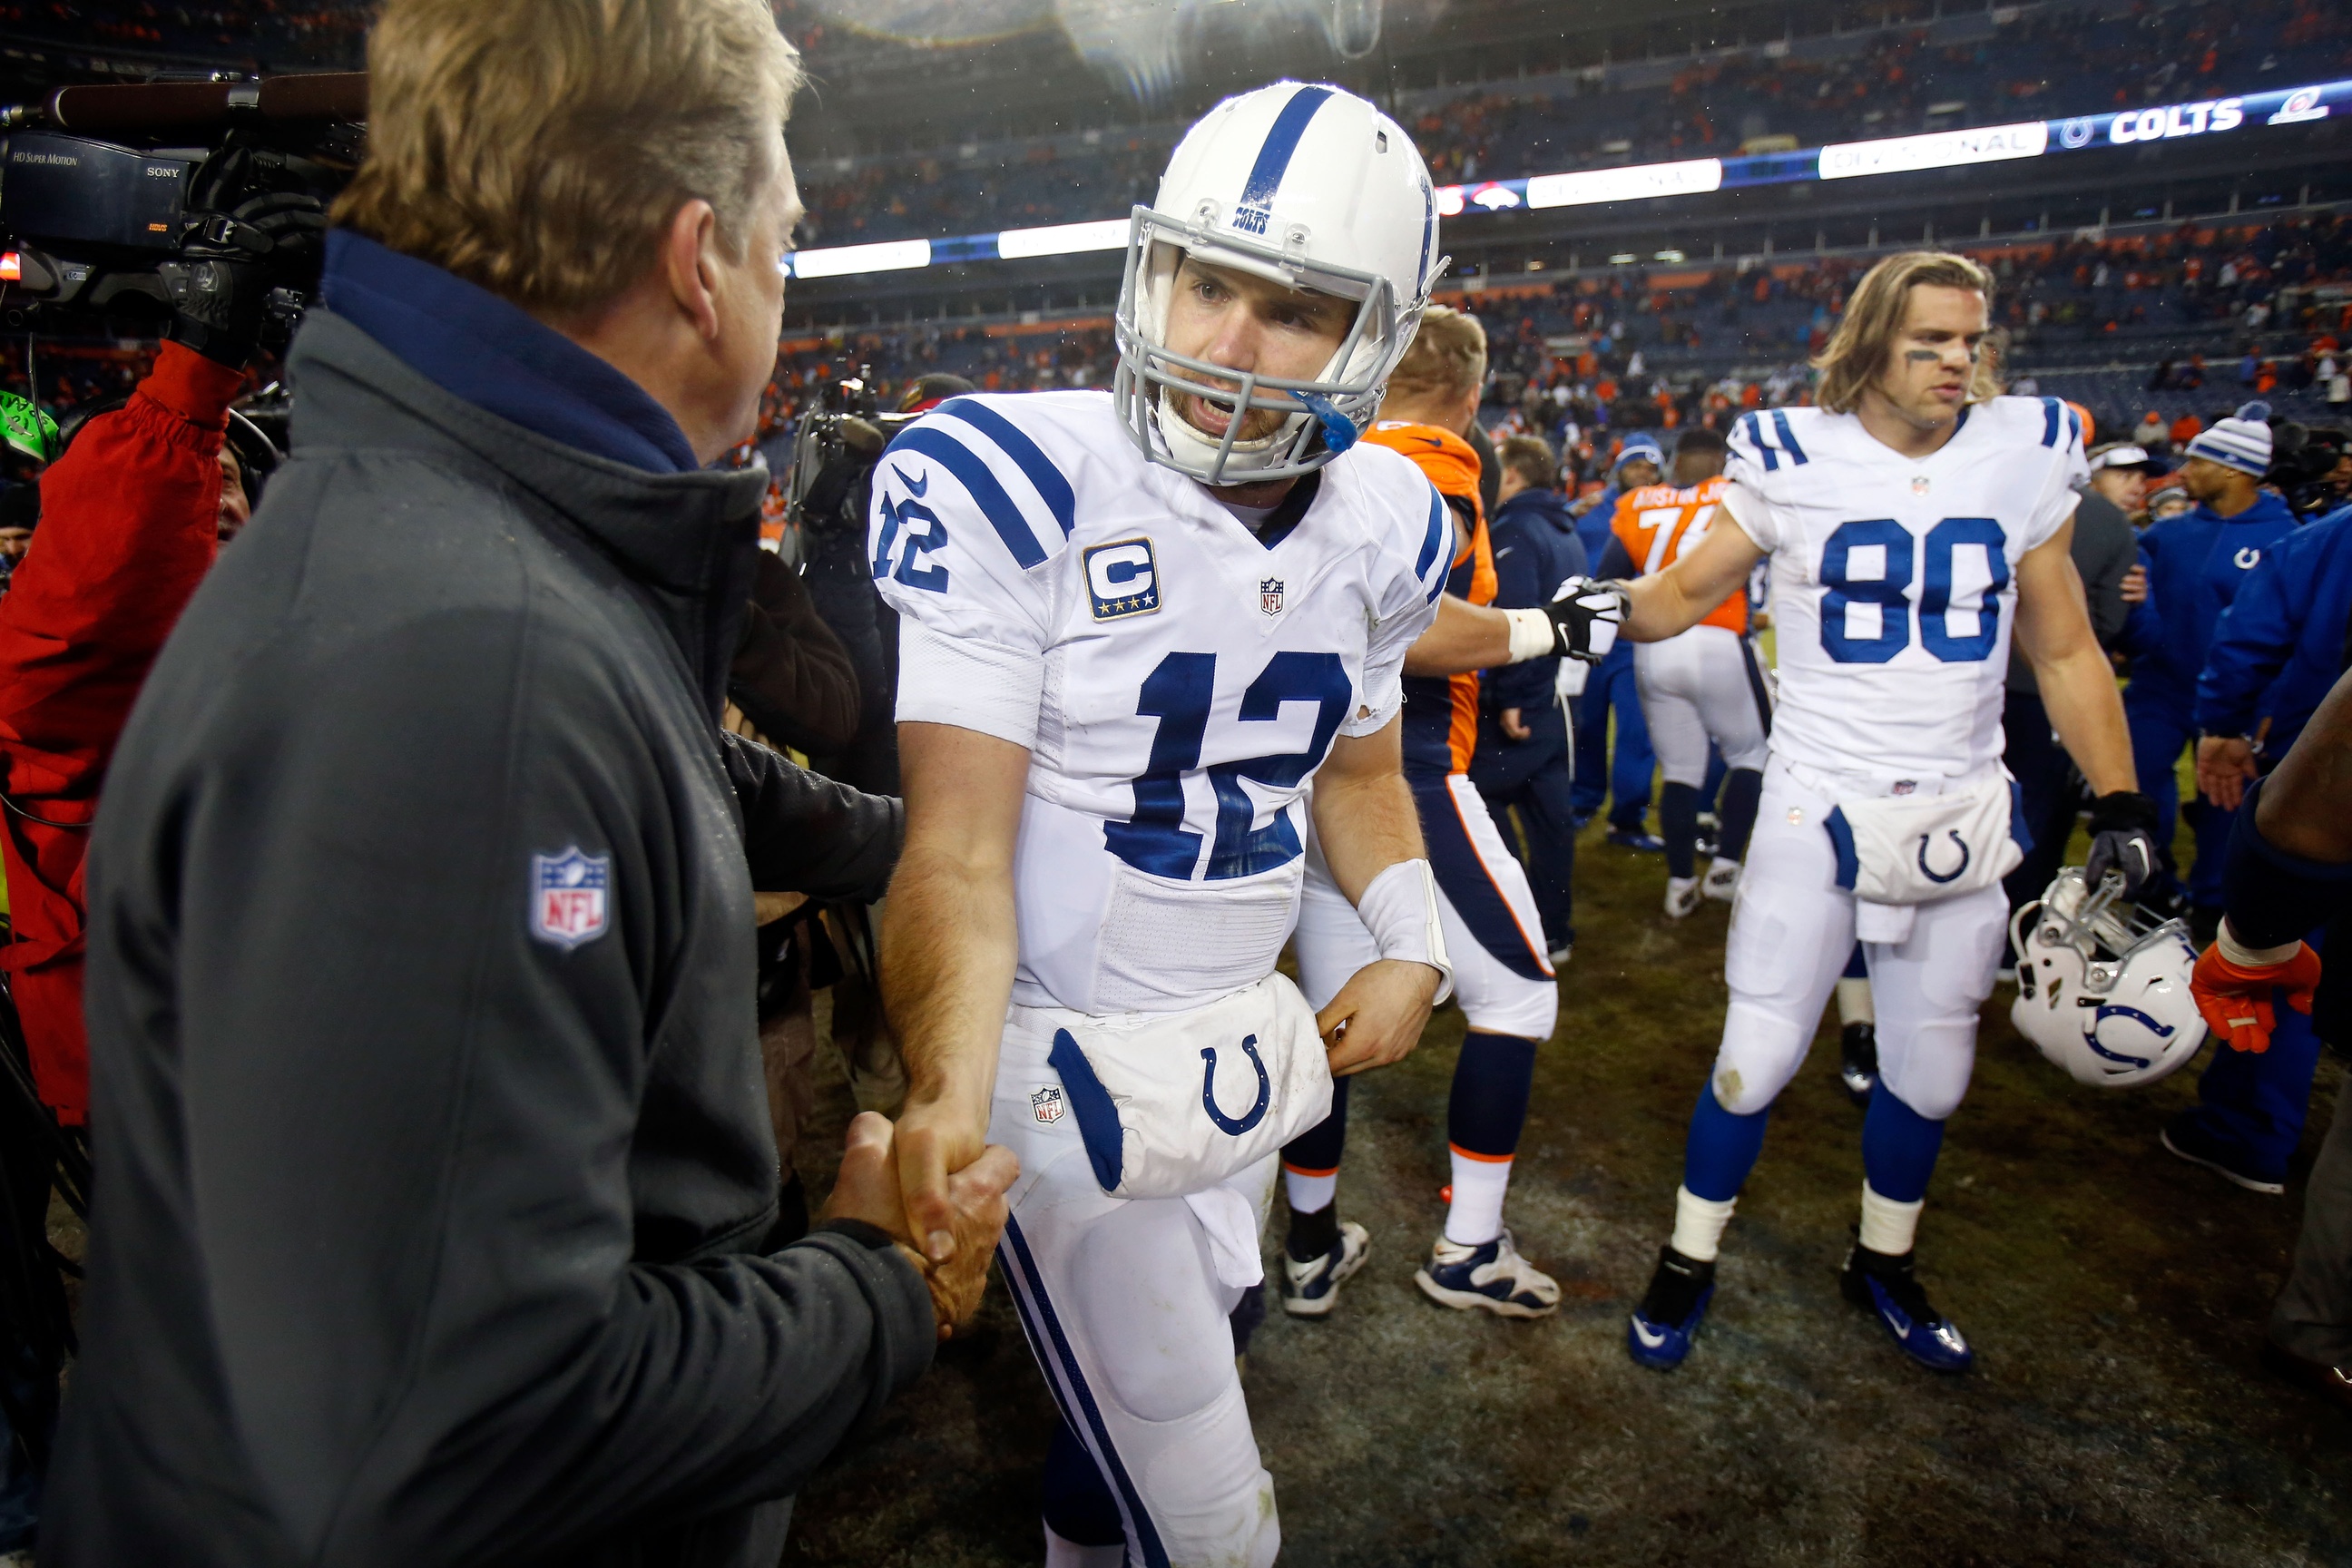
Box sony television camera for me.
[785,365,926,538]
[0,72,365,337]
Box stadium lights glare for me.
[783,75,2349,282]
[787,238,932,279]
[1818,120,2046,179]
[996,219,1132,259]
[1525,158,1724,210]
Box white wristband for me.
[2217,916,2302,968]
[1357,858,1455,1004]
[1502,607,1555,664]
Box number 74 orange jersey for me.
[1608,475,1749,633]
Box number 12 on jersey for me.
[1104,650,1353,883]
[1818,515,2008,664]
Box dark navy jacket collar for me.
[320,230,698,475]
[2192,490,2295,528]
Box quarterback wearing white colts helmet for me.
[1563,251,2161,1375]
[873,83,1457,1568]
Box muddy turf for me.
[789,815,2350,1568]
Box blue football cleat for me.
[1606,827,1667,854]
[1626,1246,1715,1369]
[1840,1244,1974,1373]
[1416,1229,1560,1318]
[1281,1220,1370,1318]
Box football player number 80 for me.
[1818,516,2009,664]
[1104,650,1354,883]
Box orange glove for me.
[2190,940,2321,1054]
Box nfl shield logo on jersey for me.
[1259,577,1286,616]
[531,848,611,949]
[1032,1085,1065,1124]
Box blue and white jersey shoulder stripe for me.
[1412,481,1451,603]
[1731,408,1813,475]
[878,392,1083,573]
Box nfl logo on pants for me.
[532,848,611,949]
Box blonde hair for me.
[1388,304,1488,402]
[1811,250,2003,415]
[334,0,801,316]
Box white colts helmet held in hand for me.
[2010,867,2208,1087]
[1113,80,1446,485]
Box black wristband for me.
[2086,789,2159,835]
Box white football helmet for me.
[2009,868,2208,1087]
[1113,80,1446,485]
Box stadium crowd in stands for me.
[776,0,2350,246]
[757,213,2352,499]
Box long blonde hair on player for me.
[1811,250,2004,416]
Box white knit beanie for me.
[2183,401,2274,477]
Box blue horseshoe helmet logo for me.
[2085,1003,2172,1068]
[1200,1033,1272,1135]
[1916,829,1972,885]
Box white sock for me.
[1707,855,1742,878]
[1044,1524,1124,1568]
[1443,1151,1512,1246]
[1858,1182,1924,1256]
[1670,1184,1739,1262]
[1283,1168,1337,1216]
[1836,975,1875,1026]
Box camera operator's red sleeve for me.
[0,340,235,1123]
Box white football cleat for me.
[1701,858,1741,903]
[1664,876,1702,919]
[1282,1220,1371,1317]
[1415,1228,1561,1318]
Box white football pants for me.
[1710,758,2007,1121]
[1633,625,1772,789]
[1294,775,1559,1040]
[990,1009,1281,1568]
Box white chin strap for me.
[1151,388,1308,482]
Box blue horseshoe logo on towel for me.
[1916,830,1972,885]
[1200,1034,1272,1135]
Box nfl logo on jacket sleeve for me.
[531,848,611,949]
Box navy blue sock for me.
[1041,1416,1124,1548]
[1281,1072,1350,1173]
[1843,944,1869,980]
[1861,1083,1946,1204]
[1683,1081,1770,1202]
[1719,767,1763,863]
[1446,1031,1539,1155]
[1659,780,1700,880]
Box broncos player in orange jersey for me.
[1597,428,1773,917]
[1279,307,1569,1319]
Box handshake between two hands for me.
[818,1111,1020,1341]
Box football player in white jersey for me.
[867,83,1596,1567]
[1562,251,2161,1375]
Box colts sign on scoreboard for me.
[531,848,612,949]
[1084,537,1161,620]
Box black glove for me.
[1545,575,1630,663]
[2084,790,2161,897]
[157,191,328,368]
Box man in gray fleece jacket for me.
[42,1,1014,1563]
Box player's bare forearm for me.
[881,720,1030,1259]
[1402,593,1513,678]
[2015,525,2137,796]
[1310,719,1441,1073]
[1310,719,1426,897]
[1623,514,1763,642]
